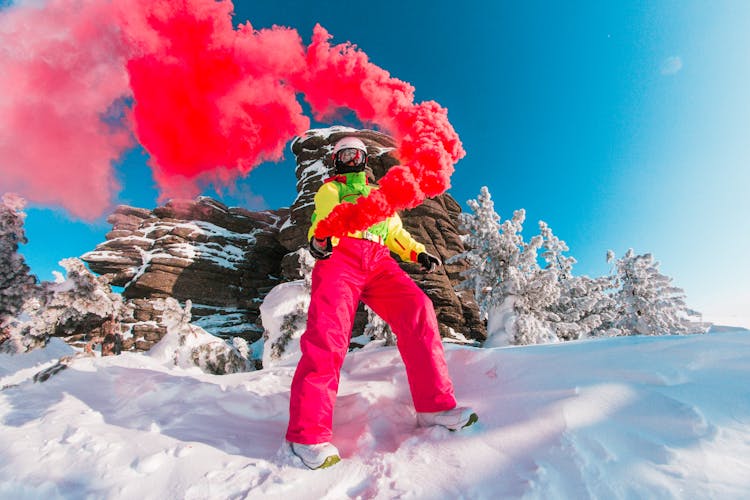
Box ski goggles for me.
[335,148,366,166]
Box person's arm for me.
[385,214,441,272]
[384,214,426,263]
[307,182,341,241]
[308,183,340,259]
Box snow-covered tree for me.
[269,301,307,361]
[0,194,37,330]
[538,222,620,340]
[452,187,702,346]
[260,248,315,367]
[539,221,576,280]
[3,258,123,353]
[609,249,705,336]
[450,186,503,312]
[451,188,561,345]
[147,298,254,374]
[547,274,621,340]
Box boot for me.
[417,406,478,431]
[289,441,341,469]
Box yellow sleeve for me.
[308,182,341,241]
[385,213,426,263]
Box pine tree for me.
[363,305,396,346]
[609,249,705,335]
[261,247,315,366]
[4,258,124,353]
[452,187,561,345]
[451,186,504,313]
[548,274,621,340]
[539,222,619,340]
[453,188,705,345]
[539,221,576,279]
[0,194,37,329]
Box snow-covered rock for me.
[147,298,253,374]
[259,280,310,369]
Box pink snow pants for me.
[286,237,457,444]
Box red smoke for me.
[122,0,310,200]
[0,0,464,231]
[0,0,132,219]
[298,26,465,239]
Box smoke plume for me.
[0,0,132,219]
[296,26,465,239]
[122,0,310,200]
[0,0,464,234]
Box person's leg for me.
[361,254,456,413]
[286,246,364,444]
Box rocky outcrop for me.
[82,127,486,350]
[83,198,288,344]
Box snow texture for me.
[2,326,750,498]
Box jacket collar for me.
[326,171,368,188]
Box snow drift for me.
[2,332,750,498]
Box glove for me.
[417,252,441,273]
[309,237,333,260]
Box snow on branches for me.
[2,258,123,353]
[1,195,122,354]
[147,298,254,374]
[451,187,706,346]
[0,194,37,331]
[608,249,705,336]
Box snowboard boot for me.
[289,441,341,470]
[417,406,478,431]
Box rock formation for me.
[83,199,288,347]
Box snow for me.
[294,126,359,143]
[259,280,310,369]
[2,325,750,498]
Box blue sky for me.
[18,0,750,326]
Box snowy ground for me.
[2,332,750,499]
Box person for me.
[286,136,477,470]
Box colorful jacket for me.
[308,171,426,263]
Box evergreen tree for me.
[0,194,37,329]
[539,221,576,279]
[363,305,396,346]
[451,186,504,314]
[263,248,314,365]
[539,222,620,340]
[453,188,706,345]
[609,249,705,335]
[4,258,123,353]
[547,274,621,340]
[452,187,561,345]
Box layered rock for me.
[83,198,288,343]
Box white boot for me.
[289,441,341,470]
[417,406,478,431]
